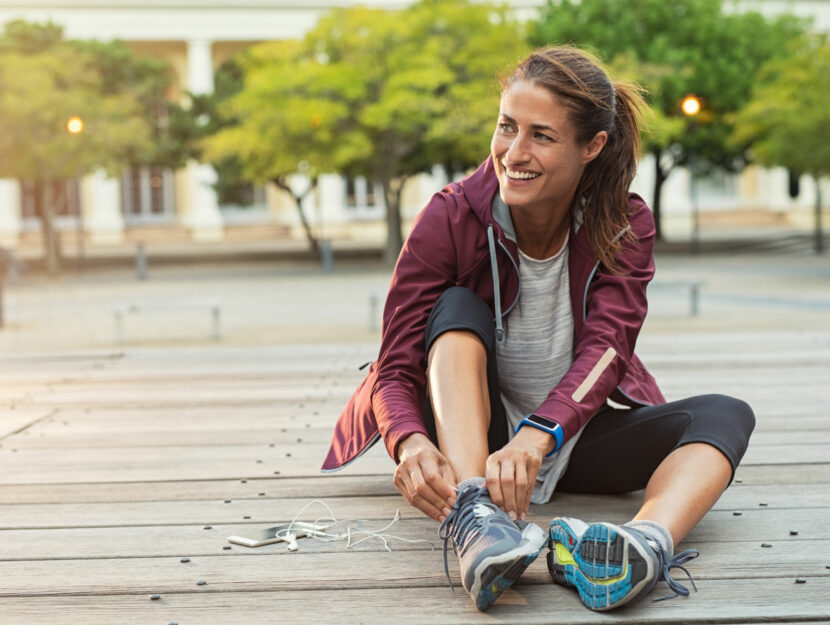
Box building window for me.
[20,179,81,225]
[345,175,382,218]
[121,166,175,221]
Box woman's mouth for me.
[503,163,541,180]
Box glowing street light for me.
[67,116,84,134]
[681,95,702,254]
[681,94,701,117]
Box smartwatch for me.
[515,414,564,458]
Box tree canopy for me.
[204,0,529,261]
[0,20,173,272]
[529,0,807,238]
[733,34,830,252]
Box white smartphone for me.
[227,522,334,547]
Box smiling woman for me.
[324,45,755,615]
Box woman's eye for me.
[497,122,514,133]
[535,132,553,142]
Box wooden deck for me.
[1,332,829,624]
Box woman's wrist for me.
[514,425,556,457]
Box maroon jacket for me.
[322,157,665,471]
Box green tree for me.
[733,35,830,253]
[204,0,528,261]
[0,20,167,273]
[530,0,806,239]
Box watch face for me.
[528,414,558,429]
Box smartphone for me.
[227,522,334,547]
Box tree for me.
[529,0,806,239]
[204,0,528,261]
[733,35,830,253]
[0,20,166,273]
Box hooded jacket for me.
[322,157,665,472]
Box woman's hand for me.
[485,427,552,521]
[393,433,458,522]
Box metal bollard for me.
[369,291,380,332]
[136,243,148,280]
[320,239,333,274]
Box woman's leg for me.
[422,288,547,612]
[427,329,490,480]
[549,394,755,610]
[631,441,731,545]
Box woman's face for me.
[491,81,605,217]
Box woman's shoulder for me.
[626,193,656,239]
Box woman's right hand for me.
[393,433,458,522]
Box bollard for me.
[136,243,148,280]
[320,239,333,274]
[369,291,380,332]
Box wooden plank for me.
[0,578,827,625]
[7,424,830,450]
[0,407,55,439]
[0,442,827,485]
[1,463,828,505]
[1,482,828,529]
[0,475,398,504]
[0,540,827,598]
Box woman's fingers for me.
[394,447,457,522]
[515,462,530,520]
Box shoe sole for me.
[470,523,547,611]
[548,520,655,611]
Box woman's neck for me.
[511,204,571,260]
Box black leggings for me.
[422,287,755,496]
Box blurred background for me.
[0,0,827,351]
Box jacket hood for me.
[451,157,500,228]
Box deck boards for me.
[1,333,829,623]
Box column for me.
[184,39,223,241]
[0,179,21,247]
[83,170,124,245]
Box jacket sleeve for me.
[371,196,459,463]
[533,199,656,442]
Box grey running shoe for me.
[548,517,699,610]
[439,483,547,611]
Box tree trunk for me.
[273,177,319,253]
[651,149,668,241]
[814,174,824,255]
[382,177,405,265]
[37,179,62,275]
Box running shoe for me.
[439,483,547,611]
[548,517,699,610]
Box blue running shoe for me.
[439,483,547,611]
[548,517,699,611]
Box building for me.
[0,0,827,257]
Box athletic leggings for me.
[421,287,755,496]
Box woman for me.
[322,46,754,612]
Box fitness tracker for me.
[515,414,564,458]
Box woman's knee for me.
[425,287,496,354]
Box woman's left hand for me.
[485,427,553,521]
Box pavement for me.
[0,239,828,353]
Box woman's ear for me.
[582,131,608,164]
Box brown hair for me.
[502,46,646,272]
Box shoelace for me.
[653,548,700,602]
[437,485,488,590]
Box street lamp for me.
[682,94,701,254]
[67,115,84,134]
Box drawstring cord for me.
[486,225,505,344]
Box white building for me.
[0,0,827,254]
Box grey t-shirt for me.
[492,196,583,504]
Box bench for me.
[650,280,704,316]
[113,299,221,344]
